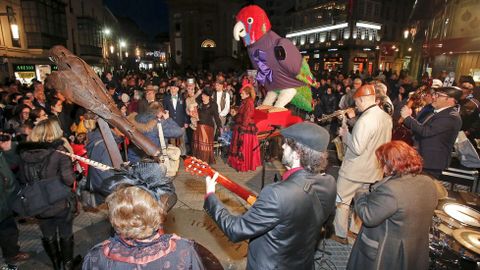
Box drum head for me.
[442,203,480,228]
[434,210,463,230]
[452,229,480,255]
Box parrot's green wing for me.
[290,57,317,112]
[290,85,313,112]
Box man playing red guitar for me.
[203,122,337,270]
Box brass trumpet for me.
[317,107,355,123]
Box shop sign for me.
[323,57,343,62]
[13,64,35,72]
[353,57,368,62]
[145,51,164,58]
[16,72,35,79]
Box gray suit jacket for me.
[347,174,438,270]
[339,105,392,183]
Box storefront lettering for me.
[13,64,35,72]
[353,57,368,62]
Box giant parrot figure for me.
[234,5,318,112]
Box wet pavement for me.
[1,150,353,270]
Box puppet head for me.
[233,5,271,47]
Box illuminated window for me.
[201,39,216,48]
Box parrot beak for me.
[233,21,246,41]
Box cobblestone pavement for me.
[1,153,352,270]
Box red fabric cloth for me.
[228,133,261,171]
[228,98,261,171]
[282,167,303,181]
[71,143,88,176]
[193,124,215,164]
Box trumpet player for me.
[332,85,393,244]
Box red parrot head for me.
[233,5,271,47]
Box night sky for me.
[104,0,169,37]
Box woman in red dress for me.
[228,84,261,171]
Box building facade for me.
[286,0,419,76]
[167,0,243,71]
[0,0,107,84]
[417,0,480,83]
[0,0,65,83]
[287,0,383,74]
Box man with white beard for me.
[203,122,337,269]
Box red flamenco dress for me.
[228,97,261,171]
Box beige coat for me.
[339,105,392,183]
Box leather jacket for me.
[204,169,336,270]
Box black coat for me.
[17,139,74,217]
[404,106,462,171]
[163,94,188,128]
[204,169,336,270]
[321,93,338,115]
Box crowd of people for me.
[0,65,479,270]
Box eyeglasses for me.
[434,92,450,98]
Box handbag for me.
[11,177,72,217]
[11,180,49,217]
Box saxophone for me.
[332,111,348,161]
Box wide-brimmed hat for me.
[436,86,463,102]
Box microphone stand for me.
[253,126,278,189]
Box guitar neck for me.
[208,170,257,206]
[184,156,257,205]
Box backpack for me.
[11,148,71,217]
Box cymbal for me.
[442,203,480,228]
[452,229,480,255]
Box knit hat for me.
[459,75,475,89]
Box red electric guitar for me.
[184,156,257,206]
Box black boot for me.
[59,236,82,270]
[41,237,62,270]
[59,236,74,270]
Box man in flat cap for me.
[203,122,336,270]
[333,84,392,244]
[401,86,462,178]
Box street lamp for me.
[101,27,112,70]
[10,21,19,40]
[0,7,19,41]
[119,40,126,62]
[103,28,111,36]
